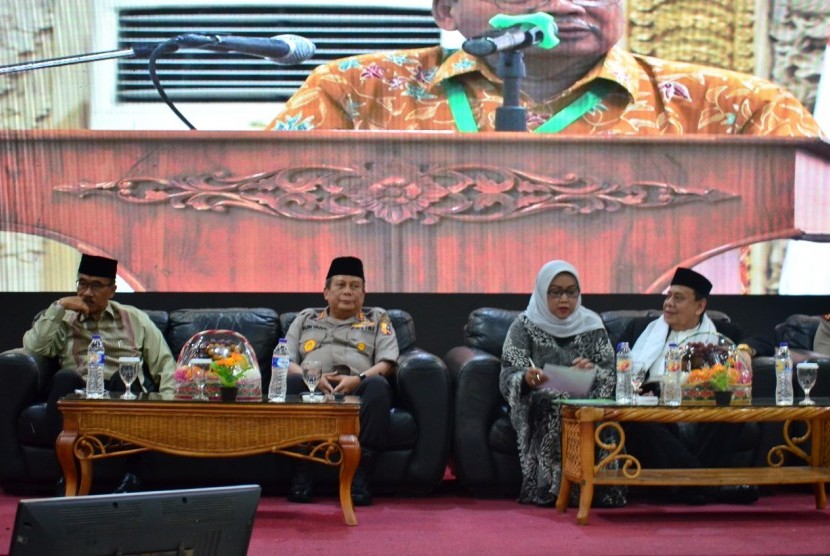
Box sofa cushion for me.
[17,403,50,447]
[144,310,169,336]
[386,408,418,449]
[166,308,280,376]
[463,308,521,358]
[775,314,821,350]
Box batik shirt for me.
[267,45,821,136]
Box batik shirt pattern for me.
[267,46,821,137]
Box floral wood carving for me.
[55,163,737,225]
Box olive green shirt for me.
[22,300,176,393]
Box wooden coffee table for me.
[56,393,362,525]
[556,399,830,525]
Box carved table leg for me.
[576,419,597,525]
[812,417,828,509]
[339,434,360,526]
[556,478,572,514]
[78,458,93,495]
[55,430,78,496]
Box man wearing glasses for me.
[268,0,820,136]
[22,254,175,493]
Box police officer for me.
[284,256,398,506]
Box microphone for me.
[461,12,559,57]
[173,33,316,65]
[462,26,545,56]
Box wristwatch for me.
[358,372,368,381]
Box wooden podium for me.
[1,130,827,293]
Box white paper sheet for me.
[538,364,596,396]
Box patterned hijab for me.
[525,260,604,338]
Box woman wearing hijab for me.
[500,260,625,507]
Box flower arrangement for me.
[679,333,752,405]
[173,330,262,402]
[210,350,251,387]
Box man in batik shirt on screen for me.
[268,0,821,137]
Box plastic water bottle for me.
[615,342,633,404]
[268,338,290,402]
[774,342,794,406]
[662,343,682,407]
[86,334,105,399]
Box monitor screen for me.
[9,484,261,556]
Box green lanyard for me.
[444,79,614,133]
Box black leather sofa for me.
[444,307,761,497]
[0,307,451,496]
[750,313,830,466]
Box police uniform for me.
[286,307,398,375]
[285,306,398,451]
[815,315,830,356]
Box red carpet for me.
[2,485,829,555]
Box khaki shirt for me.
[22,300,176,393]
[286,307,399,375]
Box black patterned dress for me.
[500,313,626,507]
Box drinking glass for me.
[189,358,212,401]
[630,363,646,404]
[302,360,323,402]
[797,362,818,406]
[117,356,141,400]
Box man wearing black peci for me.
[625,267,758,505]
[22,253,176,494]
[282,256,398,506]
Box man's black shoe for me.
[286,462,314,503]
[113,472,143,494]
[714,485,759,505]
[351,466,373,507]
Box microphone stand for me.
[494,49,527,132]
[0,43,195,129]
[0,46,155,75]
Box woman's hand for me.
[571,357,595,370]
[525,367,547,388]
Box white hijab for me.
[525,260,604,338]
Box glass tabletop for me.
[559,397,830,409]
[63,391,361,405]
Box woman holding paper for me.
[500,260,624,507]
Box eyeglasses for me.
[547,287,580,299]
[76,279,114,293]
[493,0,620,10]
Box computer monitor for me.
[9,484,261,556]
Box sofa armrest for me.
[0,348,56,482]
[445,345,506,490]
[393,347,452,489]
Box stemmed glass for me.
[301,360,323,402]
[797,362,818,406]
[190,358,212,401]
[117,356,140,400]
[630,363,646,405]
